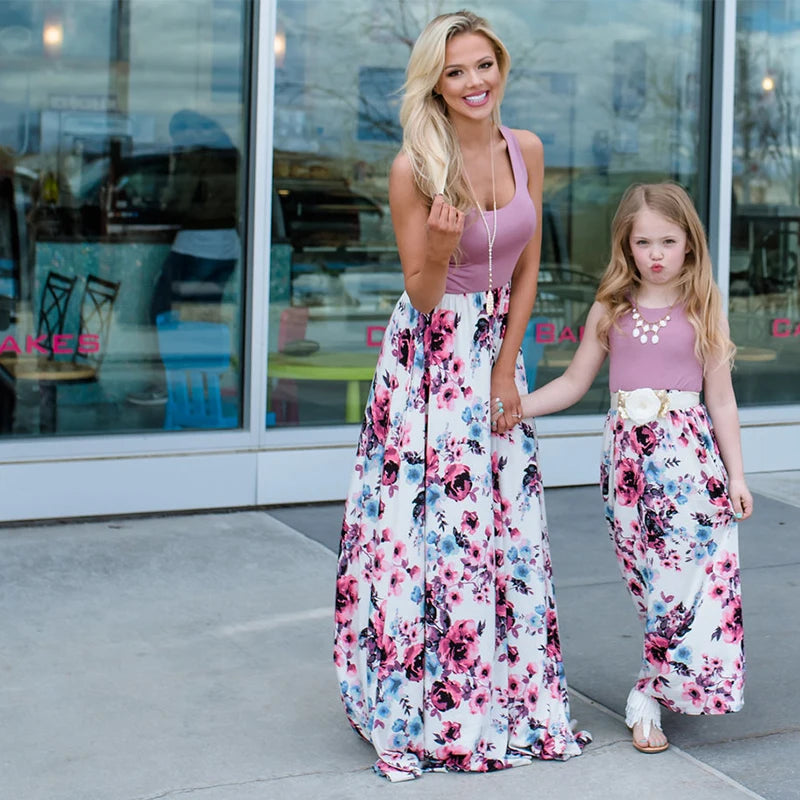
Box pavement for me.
[1,471,798,800]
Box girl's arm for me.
[703,322,754,520]
[389,153,463,314]
[519,301,608,417]
[492,130,543,434]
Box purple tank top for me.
[444,126,537,294]
[609,303,703,392]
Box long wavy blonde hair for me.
[399,10,510,212]
[596,182,735,369]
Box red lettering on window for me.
[0,335,22,354]
[78,334,100,354]
[26,334,49,354]
[772,318,791,337]
[52,334,74,354]
[558,326,578,344]
[535,322,556,343]
[366,325,385,347]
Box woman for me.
[334,10,589,781]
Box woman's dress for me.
[601,306,745,715]
[334,127,589,781]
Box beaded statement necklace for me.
[631,301,675,344]
[466,130,498,314]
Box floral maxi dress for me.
[334,126,588,782]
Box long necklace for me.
[631,301,674,344]
[466,131,498,314]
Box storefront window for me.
[0,0,250,437]
[267,1,707,425]
[731,1,800,406]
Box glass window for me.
[267,0,708,425]
[730,1,800,407]
[0,0,250,437]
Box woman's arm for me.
[492,130,543,433]
[703,324,754,520]
[389,153,463,313]
[517,301,608,418]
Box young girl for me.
[495,182,752,753]
[334,10,588,782]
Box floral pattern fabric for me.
[601,405,745,715]
[334,286,589,781]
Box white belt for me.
[610,388,700,425]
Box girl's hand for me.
[729,477,754,521]
[490,371,522,435]
[426,194,464,262]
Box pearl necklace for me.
[631,302,673,344]
[467,131,497,314]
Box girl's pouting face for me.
[628,206,690,293]
[435,32,502,123]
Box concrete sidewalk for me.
[1,472,798,799]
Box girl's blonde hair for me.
[595,182,735,369]
[399,10,510,212]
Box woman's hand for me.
[426,194,464,263]
[728,477,754,521]
[490,370,522,435]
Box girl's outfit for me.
[334,126,589,782]
[601,304,745,719]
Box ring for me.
[494,397,501,403]
[511,413,522,418]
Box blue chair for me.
[521,316,549,390]
[155,312,237,430]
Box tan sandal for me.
[626,688,669,754]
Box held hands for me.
[427,194,465,261]
[728,477,754,521]
[489,372,523,435]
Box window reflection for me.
[0,0,250,436]
[731,1,800,406]
[268,0,707,425]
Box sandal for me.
[625,688,669,753]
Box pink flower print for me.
[469,687,491,715]
[369,384,392,443]
[437,381,460,410]
[524,683,539,711]
[442,563,460,585]
[707,695,730,714]
[525,660,537,675]
[616,458,645,506]
[391,540,406,563]
[434,745,472,771]
[465,541,483,566]
[430,679,463,711]
[381,446,400,487]
[335,575,358,624]
[460,509,480,534]
[631,424,658,456]
[388,568,406,596]
[442,721,462,742]
[450,357,465,381]
[443,463,473,501]
[644,633,671,674]
[447,588,464,606]
[705,475,729,507]
[393,327,415,368]
[427,310,457,365]
[438,620,481,673]
[721,600,743,644]
[708,579,728,602]
[507,674,523,697]
[682,681,705,708]
[476,661,492,681]
[715,551,738,579]
[403,642,424,682]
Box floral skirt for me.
[334,286,589,781]
[600,403,745,715]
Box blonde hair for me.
[595,182,735,369]
[399,10,510,212]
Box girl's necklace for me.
[631,300,674,344]
[466,130,498,314]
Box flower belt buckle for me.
[618,388,670,425]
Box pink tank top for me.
[608,303,703,392]
[444,126,537,294]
